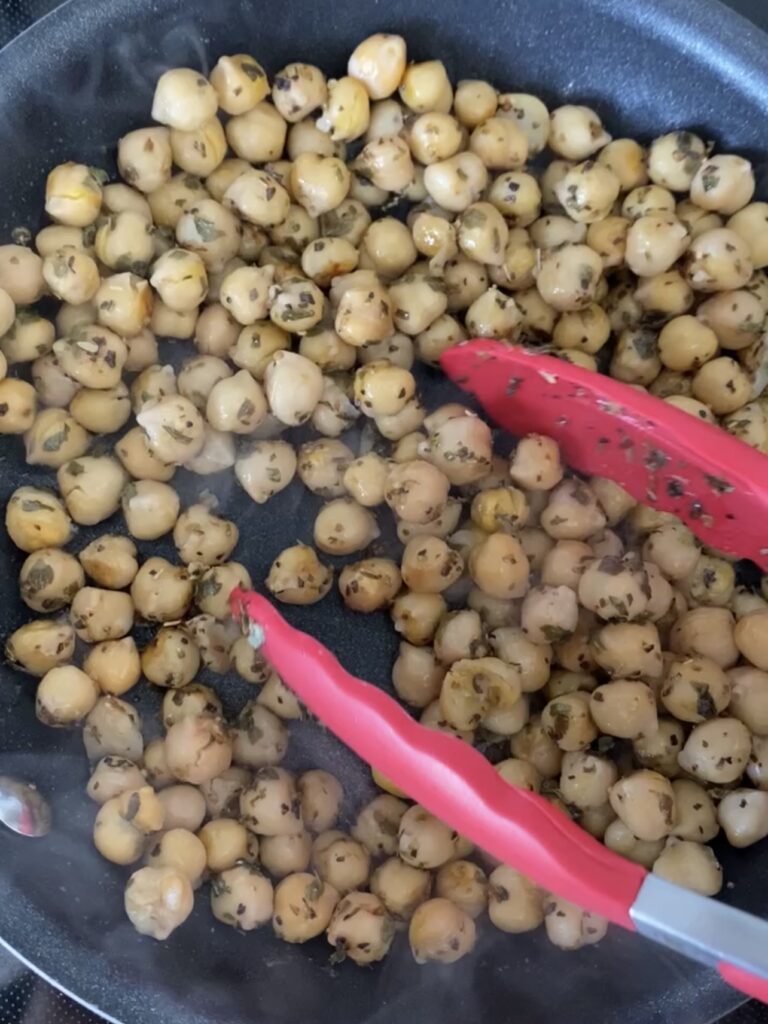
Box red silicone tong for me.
[229,338,768,1003]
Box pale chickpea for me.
[592,621,663,680]
[266,543,333,605]
[540,479,606,541]
[678,716,751,784]
[0,245,44,304]
[728,666,768,735]
[727,202,768,268]
[684,228,753,292]
[313,497,379,555]
[36,665,100,727]
[541,691,597,751]
[676,199,724,240]
[124,328,159,371]
[56,455,127,526]
[548,105,610,160]
[5,485,72,552]
[347,33,406,100]
[586,215,630,269]
[691,356,752,414]
[718,789,768,848]
[339,557,401,612]
[423,153,488,213]
[334,280,393,346]
[69,382,132,434]
[198,819,249,873]
[652,839,723,896]
[733,608,768,671]
[645,130,706,191]
[314,75,369,142]
[131,557,192,623]
[115,427,175,483]
[409,898,475,964]
[589,680,658,739]
[557,750,617,810]
[607,769,676,842]
[690,155,755,215]
[670,606,739,668]
[625,215,689,277]
[5,619,76,677]
[150,248,207,313]
[87,757,146,806]
[536,243,603,311]
[657,315,719,371]
[116,127,172,195]
[272,873,339,944]
[142,623,199,692]
[23,408,89,468]
[121,480,180,541]
[19,547,84,612]
[622,184,676,220]
[697,289,764,350]
[45,162,102,227]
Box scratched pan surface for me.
[0,0,768,1022]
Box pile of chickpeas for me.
[1,30,768,966]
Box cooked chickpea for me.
[136,395,205,464]
[19,547,83,613]
[684,228,753,292]
[0,244,44,305]
[409,898,475,964]
[398,805,456,870]
[717,789,768,848]
[339,557,401,612]
[272,873,339,944]
[728,666,768,735]
[652,839,723,896]
[670,606,739,668]
[589,680,657,739]
[35,664,100,728]
[5,619,75,677]
[235,440,297,503]
[690,155,755,216]
[131,557,192,623]
[548,105,610,160]
[197,818,250,873]
[678,716,751,784]
[541,691,597,751]
[266,544,333,605]
[423,153,488,213]
[697,289,765,350]
[45,162,102,227]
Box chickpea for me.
[684,228,753,292]
[135,394,205,464]
[34,663,100,728]
[131,363,177,415]
[348,796,406,859]
[409,898,475,964]
[87,756,145,806]
[223,169,290,229]
[536,243,603,312]
[485,865,544,933]
[5,619,75,677]
[689,355,752,415]
[235,440,297,505]
[114,428,173,483]
[197,819,250,874]
[657,315,718,372]
[697,289,765,350]
[733,608,768,670]
[728,666,768,735]
[94,798,147,866]
[272,873,339,943]
[540,479,606,541]
[197,768,249,822]
[652,839,723,897]
[5,485,73,553]
[131,557,192,623]
[266,544,333,605]
[589,680,657,739]
[44,162,102,227]
[257,833,311,879]
[21,408,87,470]
[19,547,83,613]
[389,643,443,708]
[423,153,488,214]
[690,155,755,215]
[622,184,676,221]
[548,105,610,160]
[134,739,169,791]
[391,591,446,646]
[339,557,401,612]
[202,54,266,118]
[150,67,217,131]
[55,454,126,527]
[313,496,378,553]
[678,717,751,783]
[396,805,455,870]
[606,768,676,842]
[670,606,739,668]
[0,245,44,306]
[82,695,143,762]
[747,734,768,790]
[681,554,735,608]
[727,202,768,268]
[670,779,719,843]
[541,691,597,751]
[140,626,199,689]
[557,750,618,810]
[345,33,406,100]
[717,789,768,848]
[432,861,487,920]
[124,328,159,371]
[308,830,370,896]
[543,896,607,950]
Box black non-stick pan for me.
[0,1,767,1022]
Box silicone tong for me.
[230,338,768,1002]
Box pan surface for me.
[0,1,767,1022]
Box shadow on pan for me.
[0,1,768,1023]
